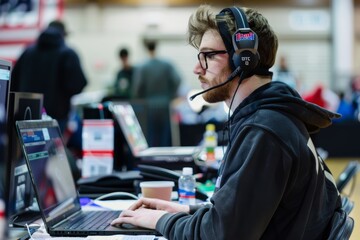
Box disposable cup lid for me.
[140,181,175,188]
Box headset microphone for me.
[189,66,241,101]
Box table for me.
[10,200,166,240]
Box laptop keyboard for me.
[61,210,121,230]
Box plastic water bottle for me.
[178,167,196,205]
[0,199,5,238]
[204,123,218,161]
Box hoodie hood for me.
[36,27,64,50]
[232,81,341,133]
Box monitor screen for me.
[110,102,148,156]
[0,59,11,123]
[6,92,43,225]
[16,120,79,223]
[0,59,11,238]
[0,100,7,240]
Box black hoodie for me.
[11,27,87,121]
[156,81,341,240]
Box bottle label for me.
[205,136,217,146]
[205,133,217,161]
[206,146,215,153]
[206,152,215,161]
[178,189,195,204]
[205,145,215,161]
[0,199,5,239]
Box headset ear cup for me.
[247,51,259,70]
[233,50,259,71]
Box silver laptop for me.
[15,119,159,237]
[109,102,199,162]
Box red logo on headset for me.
[235,32,254,41]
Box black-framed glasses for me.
[197,50,227,70]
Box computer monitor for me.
[0,59,11,122]
[6,91,43,226]
[0,58,11,239]
[0,98,8,239]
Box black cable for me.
[347,174,356,198]
[227,71,244,148]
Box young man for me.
[112,47,134,99]
[111,5,342,239]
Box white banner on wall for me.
[0,0,63,61]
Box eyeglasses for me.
[197,50,227,70]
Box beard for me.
[202,68,233,103]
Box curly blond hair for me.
[187,5,278,70]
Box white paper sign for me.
[82,120,114,151]
[82,152,114,178]
[82,119,114,177]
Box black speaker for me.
[216,7,259,73]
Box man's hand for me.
[111,208,167,229]
[128,197,190,213]
[110,198,190,229]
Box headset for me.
[190,6,263,101]
[216,7,259,74]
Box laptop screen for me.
[0,59,11,122]
[110,103,148,155]
[0,59,10,239]
[7,92,43,223]
[16,120,80,223]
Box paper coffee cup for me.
[140,181,175,201]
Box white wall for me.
[61,5,333,95]
[63,5,197,94]
[355,7,360,77]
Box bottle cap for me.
[182,167,193,175]
[206,124,215,131]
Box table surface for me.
[9,199,166,240]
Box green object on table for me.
[197,180,215,193]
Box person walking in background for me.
[11,20,87,133]
[351,75,360,121]
[132,40,181,147]
[333,91,355,123]
[112,47,134,100]
[272,55,297,90]
[112,5,345,239]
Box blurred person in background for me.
[272,55,297,90]
[11,20,87,133]
[111,47,134,100]
[333,91,355,123]
[351,75,360,121]
[302,84,339,112]
[303,85,326,108]
[132,40,181,147]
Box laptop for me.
[15,119,159,237]
[108,102,200,163]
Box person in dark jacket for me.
[112,47,134,99]
[11,20,87,133]
[111,5,342,239]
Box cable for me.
[26,223,34,240]
[82,192,139,209]
[82,192,139,210]
[94,192,139,201]
[344,174,357,198]
[25,223,41,240]
[227,71,244,148]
